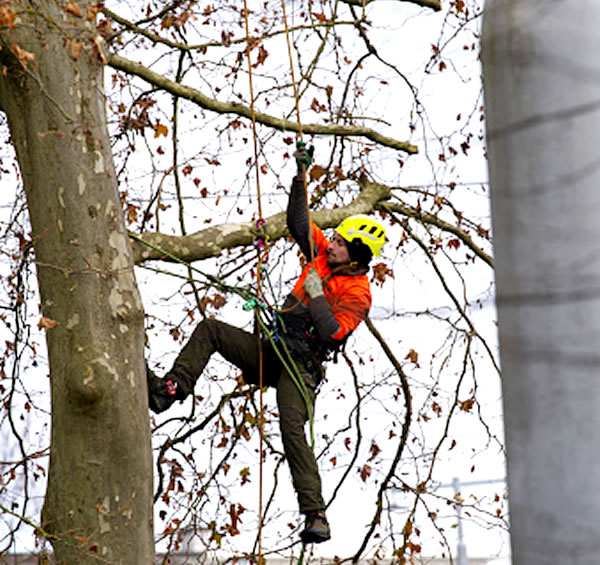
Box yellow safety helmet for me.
[335,214,386,257]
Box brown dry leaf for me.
[66,39,83,61]
[38,317,58,330]
[0,5,17,30]
[87,3,102,21]
[65,2,83,17]
[11,43,35,68]
[359,463,371,482]
[153,123,168,138]
[460,397,475,412]
[308,164,326,182]
[91,36,107,65]
[405,348,419,365]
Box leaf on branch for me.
[65,2,83,18]
[127,203,139,225]
[161,14,176,29]
[405,348,419,366]
[371,262,394,286]
[359,464,371,482]
[333,166,346,180]
[0,5,17,30]
[310,97,326,113]
[65,39,83,62]
[11,43,35,68]
[38,317,58,330]
[226,503,245,536]
[87,3,102,21]
[91,36,107,65]
[240,467,251,486]
[312,12,329,23]
[460,397,475,412]
[221,30,232,47]
[153,122,168,138]
[239,424,250,441]
[252,45,269,68]
[447,238,461,250]
[344,437,352,451]
[367,440,381,462]
[309,164,326,182]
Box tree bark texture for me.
[0,2,154,563]
[482,1,600,563]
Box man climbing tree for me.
[147,142,386,545]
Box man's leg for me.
[148,318,264,412]
[276,364,330,543]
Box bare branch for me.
[351,318,412,562]
[108,54,418,154]
[355,177,493,267]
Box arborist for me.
[146,142,386,544]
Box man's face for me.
[326,233,351,267]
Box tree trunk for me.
[0,2,154,563]
[482,1,600,563]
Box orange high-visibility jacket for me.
[289,223,372,341]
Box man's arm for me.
[287,142,317,258]
[304,269,371,345]
[303,268,342,345]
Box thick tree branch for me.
[131,176,391,264]
[108,54,418,154]
[342,0,441,10]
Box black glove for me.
[293,141,314,174]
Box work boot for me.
[146,365,179,414]
[300,510,331,544]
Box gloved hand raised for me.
[294,140,314,175]
[304,267,324,298]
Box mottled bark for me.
[0,2,153,563]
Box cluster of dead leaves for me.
[0,1,16,30]
[65,1,103,21]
